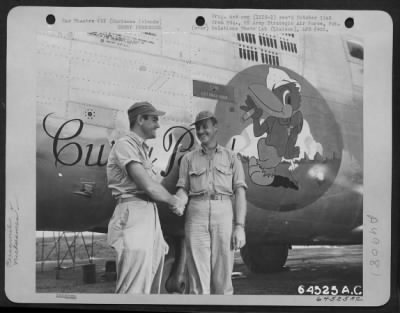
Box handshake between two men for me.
[169,189,188,216]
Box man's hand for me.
[232,225,246,251]
[169,195,186,216]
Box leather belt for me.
[117,194,151,204]
[190,193,231,201]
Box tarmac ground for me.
[36,234,362,295]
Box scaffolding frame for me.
[39,231,95,279]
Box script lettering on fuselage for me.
[160,126,195,177]
[42,113,195,175]
[43,113,108,167]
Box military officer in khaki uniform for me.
[176,111,247,294]
[107,101,184,294]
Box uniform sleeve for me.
[113,139,143,170]
[232,153,248,191]
[176,153,190,192]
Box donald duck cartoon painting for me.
[240,68,303,188]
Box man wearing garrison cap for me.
[107,101,184,294]
[175,111,248,294]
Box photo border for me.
[1,0,398,312]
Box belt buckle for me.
[209,194,216,200]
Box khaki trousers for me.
[185,198,234,295]
[107,200,169,294]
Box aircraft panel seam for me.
[70,56,190,80]
[69,35,194,74]
[75,49,190,79]
[39,36,241,78]
[37,50,70,60]
[69,87,191,118]
[38,42,190,80]
[70,82,192,99]
[165,37,223,55]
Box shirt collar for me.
[127,131,149,149]
[200,143,222,155]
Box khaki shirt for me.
[107,131,156,198]
[177,144,247,196]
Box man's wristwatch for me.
[234,222,245,228]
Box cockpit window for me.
[347,41,363,60]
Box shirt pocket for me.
[189,167,207,195]
[214,164,233,195]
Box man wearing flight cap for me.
[175,110,247,294]
[107,101,184,294]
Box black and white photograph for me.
[5,7,392,306]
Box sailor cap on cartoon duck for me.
[242,68,301,122]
